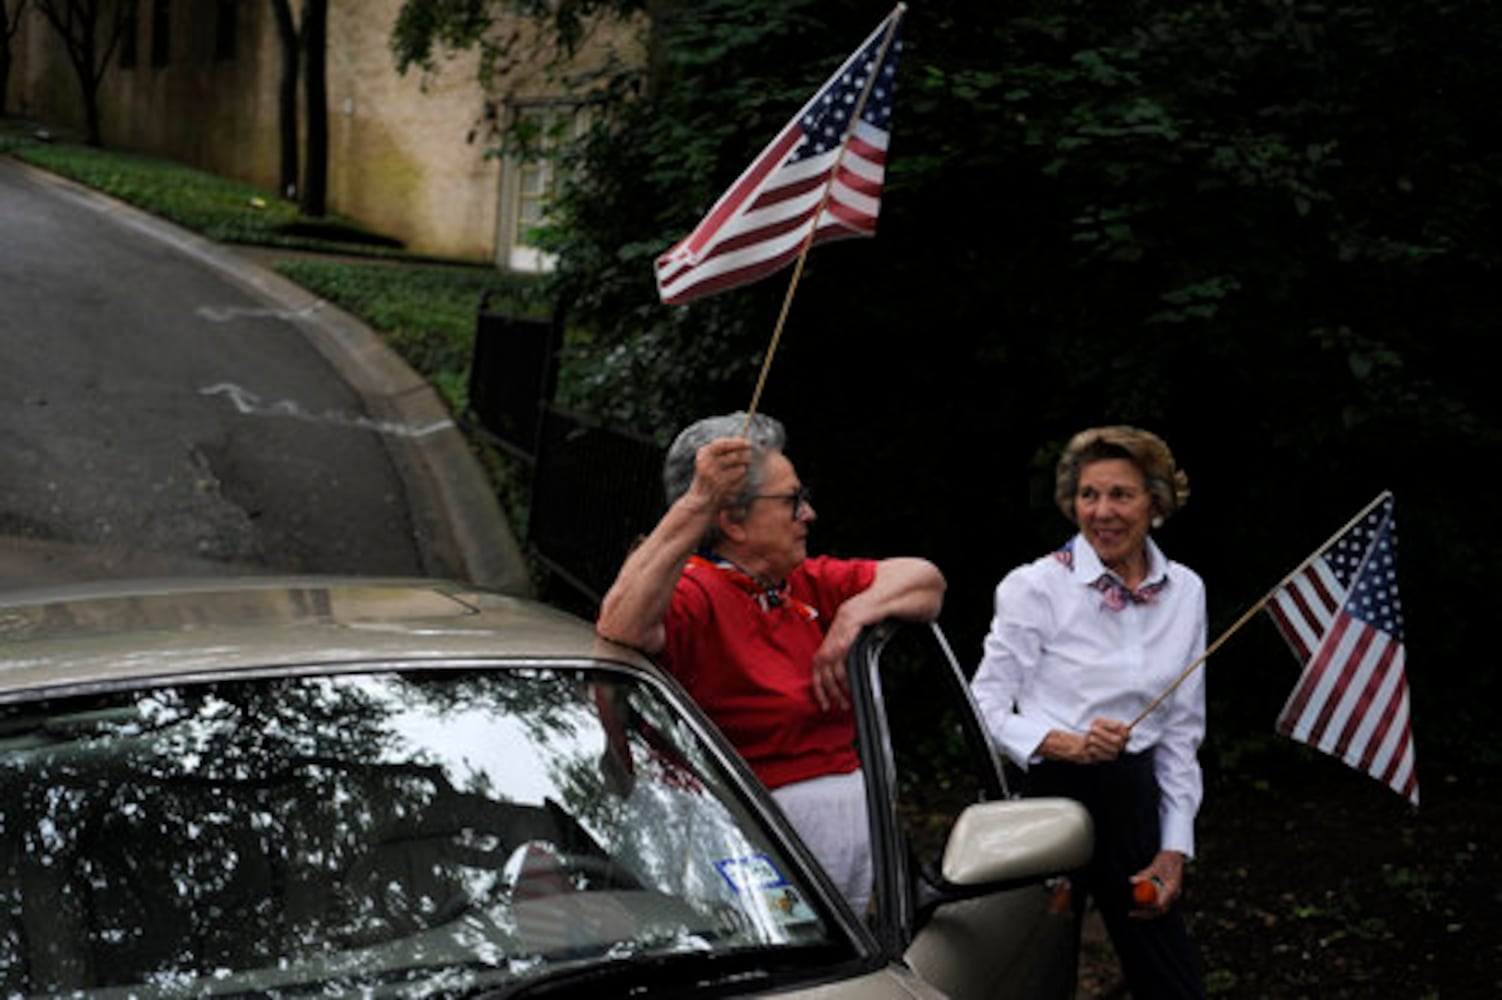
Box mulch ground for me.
[1074,749,1501,998]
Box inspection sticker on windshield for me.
[715,854,817,925]
[714,853,787,893]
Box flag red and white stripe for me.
[654,8,904,305]
[1266,492,1418,806]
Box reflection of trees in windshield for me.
[0,668,828,995]
[559,684,773,916]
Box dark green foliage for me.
[391,0,494,76]
[394,0,1498,768]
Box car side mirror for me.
[941,797,1093,887]
[904,796,1092,927]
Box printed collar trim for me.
[689,553,819,620]
[1053,536,1170,612]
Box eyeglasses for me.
[748,485,813,520]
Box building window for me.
[498,103,585,274]
[150,0,170,67]
[119,2,139,69]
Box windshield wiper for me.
[481,945,833,999]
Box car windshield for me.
[0,665,845,996]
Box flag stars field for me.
[1267,492,1417,806]
[655,7,905,306]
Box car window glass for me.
[871,626,1007,868]
[0,667,848,996]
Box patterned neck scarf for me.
[1053,540,1167,612]
[689,553,819,621]
[1088,574,1167,612]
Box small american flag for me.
[1267,492,1418,806]
[654,7,904,305]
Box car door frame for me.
[847,619,1015,954]
[846,616,1089,1000]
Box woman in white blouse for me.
[971,425,1207,999]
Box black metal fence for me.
[466,302,665,606]
[466,294,562,462]
[528,407,666,604]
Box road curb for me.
[8,157,532,597]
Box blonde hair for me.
[1054,425,1190,525]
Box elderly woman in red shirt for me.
[596,412,945,915]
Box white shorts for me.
[771,769,872,916]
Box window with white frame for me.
[497,103,585,274]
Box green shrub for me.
[274,259,542,413]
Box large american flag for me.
[1266,492,1418,806]
[654,8,904,305]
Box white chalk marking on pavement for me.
[199,383,454,439]
[196,301,328,323]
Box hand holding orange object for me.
[1130,873,1169,917]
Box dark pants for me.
[1026,752,1206,999]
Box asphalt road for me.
[0,156,527,594]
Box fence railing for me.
[466,303,665,606]
[527,406,666,604]
[466,294,562,463]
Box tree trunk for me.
[270,0,299,199]
[643,0,676,101]
[0,43,11,117]
[34,0,131,147]
[0,0,27,117]
[73,6,101,147]
[80,82,103,145]
[298,0,327,217]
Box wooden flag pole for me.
[742,245,810,433]
[1127,489,1394,730]
[1126,593,1274,730]
[741,3,907,436]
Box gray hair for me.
[663,412,787,548]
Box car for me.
[0,576,1091,997]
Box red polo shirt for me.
[661,555,876,790]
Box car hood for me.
[0,576,636,697]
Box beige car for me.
[0,577,1090,997]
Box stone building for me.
[5,0,643,267]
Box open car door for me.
[848,621,1093,999]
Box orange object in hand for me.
[1132,878,1159,907]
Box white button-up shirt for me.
[970,534,1207,856]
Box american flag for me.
[1266,492,1418,806]
[654,8,904,305]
